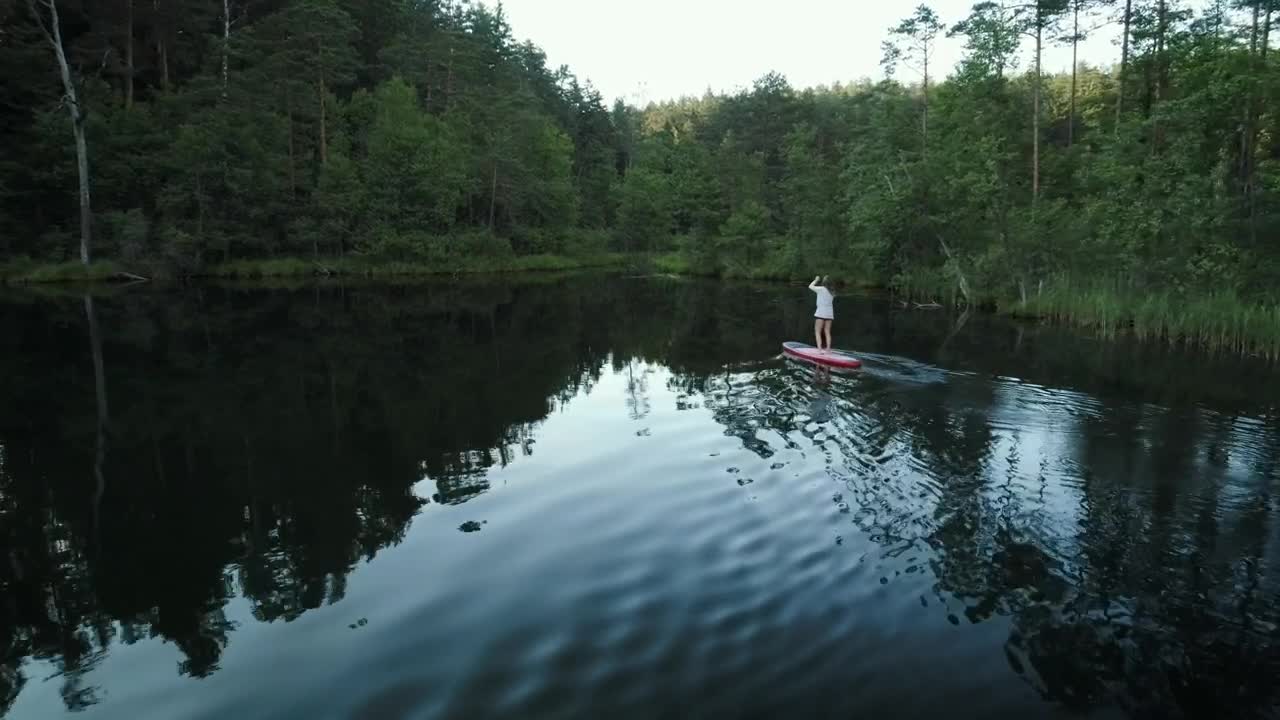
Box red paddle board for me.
[782,342,862,369]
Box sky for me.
[483,0,1133,105]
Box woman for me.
[809,275,835,350]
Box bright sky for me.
[485,0,1135,105]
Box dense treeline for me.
[629,0,1280,306]
[4,1,1280,321]
[0,0,622,269]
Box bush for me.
[159,225,203,275]
[563,228,610,257]
[101,208,150,262]
[452,229,514,259]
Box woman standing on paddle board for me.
[809,275,835,350]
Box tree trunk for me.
[1033,23,1042,203]
[31,0,93,265]
[1153,0,1167,150]
[318,58,328,165]
[154,0,169,91]
[1264,8,1272,63]
[1156,0,1167,104]
[488,162,498,229]
[74,114,91,264]
[287,106,296,195]
[159,39,169,91]
[125,0,134,109]
[445,47,454,110]
[1251,7,1272,236]
[1115,0,1132,132]
[195,172,204,237]
[221,0,230,99]
[1244,3,1260,188]
[1069,0,1079,147]
[424,60,433,109]
[922,50,930,159]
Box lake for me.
[2,273,1278,720]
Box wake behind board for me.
[782,342,863,369]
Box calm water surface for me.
[2,274,1279,720]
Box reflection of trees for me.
[2,276,1278,718]
[689,316,1280,718]
[0,277,630,713]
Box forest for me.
[1,0,1279,351]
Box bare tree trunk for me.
[1153,0,1167,150]
[154,0,169,91]
[221,0,230,100]
[195,172,204,237]
[318,55,328,165]
[1243,3,1260,190]
[73,109,91,265]
[922,50,930,159]
[424,60,433,109]
[1033,23,1042,203]
[1069,0,1079,147]
[30,0,93,265]
[1156,0,1167,104]
[1263,9,1272,65]
[1115,0,1132,132]
[125,0,134,109]
[161,42,169,90]
[445,47,454,110]
[288,107,297,194]
[1251,7,1272,238]
[488,162,498,229]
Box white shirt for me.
[811,283,834,319]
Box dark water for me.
[2,274,1279,720]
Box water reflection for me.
[0,275,1277,719]
[696,350,1280,718]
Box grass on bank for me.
[205,252,631,279]
[0,253,633,284]
[1008,281,1280,359]
[0,259,129,284]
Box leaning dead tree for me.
[27,0,94,265]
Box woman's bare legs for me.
[822,320,833,350]
[814,318,824,348]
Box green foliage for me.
[101,208,150,262]
[359,78,470,238]
[716,201,771,275]
[0,0,624,271]
[614,168,672,253]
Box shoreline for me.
[5,253,1277,360]
[0,253,635,285]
